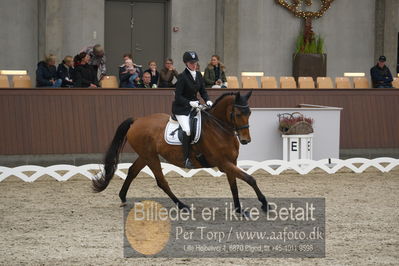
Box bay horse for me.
[92,91,269,214]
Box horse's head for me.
[231,91,252,145]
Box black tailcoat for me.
[172,68,210,115]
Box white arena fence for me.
[0,158,398,182]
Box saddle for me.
[165,109,201,146]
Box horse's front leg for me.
[222,162,248,215]
[222,162,269,213]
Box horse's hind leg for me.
[147,157,189,210]
[119,157,146,206]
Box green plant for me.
[309,38,317,53]
[316,35,324,54]
[295,34,305,54]
[295,34,324,54]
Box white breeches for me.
[176,115,191,136]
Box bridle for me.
[202,99,250,137]
[230,102,250,132]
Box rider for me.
[172,51,213,169]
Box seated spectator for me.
[36,54,62,88]
[144,61,160,87]
[204,55,227,88]
[159,58,179,88]
[138,72,152,88]
[57,56,74,88]
[81,44,106,80]
[73,52,99,88]
[123,53,133,61]
[371,56,393,88]
[119,59,139,88]
[120,53,143,78]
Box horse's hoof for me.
[261,204,271,213]
[235,209,251,219]
[178,203,191,213]
[120,202,127,207]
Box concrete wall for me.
[233,0,376,79]
[0,0,38,77]
[169,0,216,71]
[42,0,105,64]
[0,0,104,80]
[0,0,393,82]
[316,0,375,78]
[61,0,105,58]
[384,0,399,74]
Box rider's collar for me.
[186,67,197,79]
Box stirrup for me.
[184,158,195,169]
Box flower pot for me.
[293,53,327,81]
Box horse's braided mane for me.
[211,92,238,109]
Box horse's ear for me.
[235,92,241,103]
[245,90,253,100]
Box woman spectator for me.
[57,56,74,88]
[73,52,99,88]
[144,61,160,87]
[204,55,227,88]
[119,59,139,88]
[36,54,62,88]
[159,58,179,88]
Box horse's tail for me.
[92,118,134,193]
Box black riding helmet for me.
[183,51,199,63]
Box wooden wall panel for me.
[0,88,399,155]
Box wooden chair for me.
[241,76,259,89]
[280,77,297,89]
[12,75,32,88]
[100,76,119,88]
[335,77,352,89]
[353,77,370,89]
[298,77,315,89]
[261,76,277,89]
[393,77,399,89]
[227,76,240,88]
[317,77,334,89]
[0,75,10,88]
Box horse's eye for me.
[236,113,242,117]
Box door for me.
[397,32,399,74]
[105,0,166,77]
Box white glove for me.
[206,101,213,107]
[189,101,200,108]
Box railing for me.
[1,158,398,182]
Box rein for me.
[202,99,250,136]
[202,109,235,136]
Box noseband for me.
[230,99,250,133]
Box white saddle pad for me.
[164,112,202,145]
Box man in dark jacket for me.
[36,54,62,87]
[137,72,152,88]
[57,56,74,87]
[370,56,393,88]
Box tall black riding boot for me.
[182,132,195,169]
